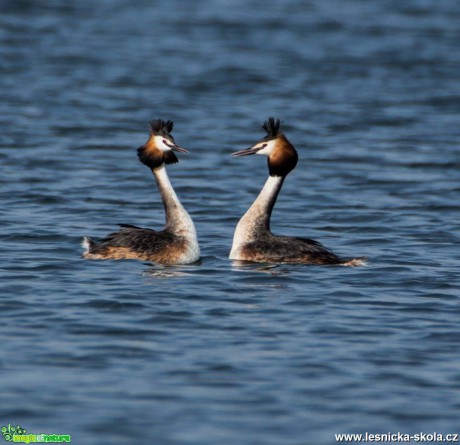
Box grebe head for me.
[231,117,298,177]
[138,119,188,169]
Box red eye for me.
[162,139,167,144]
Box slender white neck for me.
[152,165,196,237]
[232,175,284,246]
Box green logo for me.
[1,424,71,443]
[1,425,26,442]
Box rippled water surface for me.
[1,0,460,443]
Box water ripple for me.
[1,0,460,444]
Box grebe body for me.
[230,117,364,266]
[82,119,200,265]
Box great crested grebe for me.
[230,117,365,266]
[82,119,200,264]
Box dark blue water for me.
[1,0,460,443]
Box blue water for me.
[1,0,460,444]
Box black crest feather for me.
[262,117,282,139]
[164,150,179,165]
[150,119,174,136]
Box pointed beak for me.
[231,147,259,157]
[165,141,189,153]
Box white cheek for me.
[256,140,276,156]
[154,135,170,152]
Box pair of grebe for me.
[82,118,364,266]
